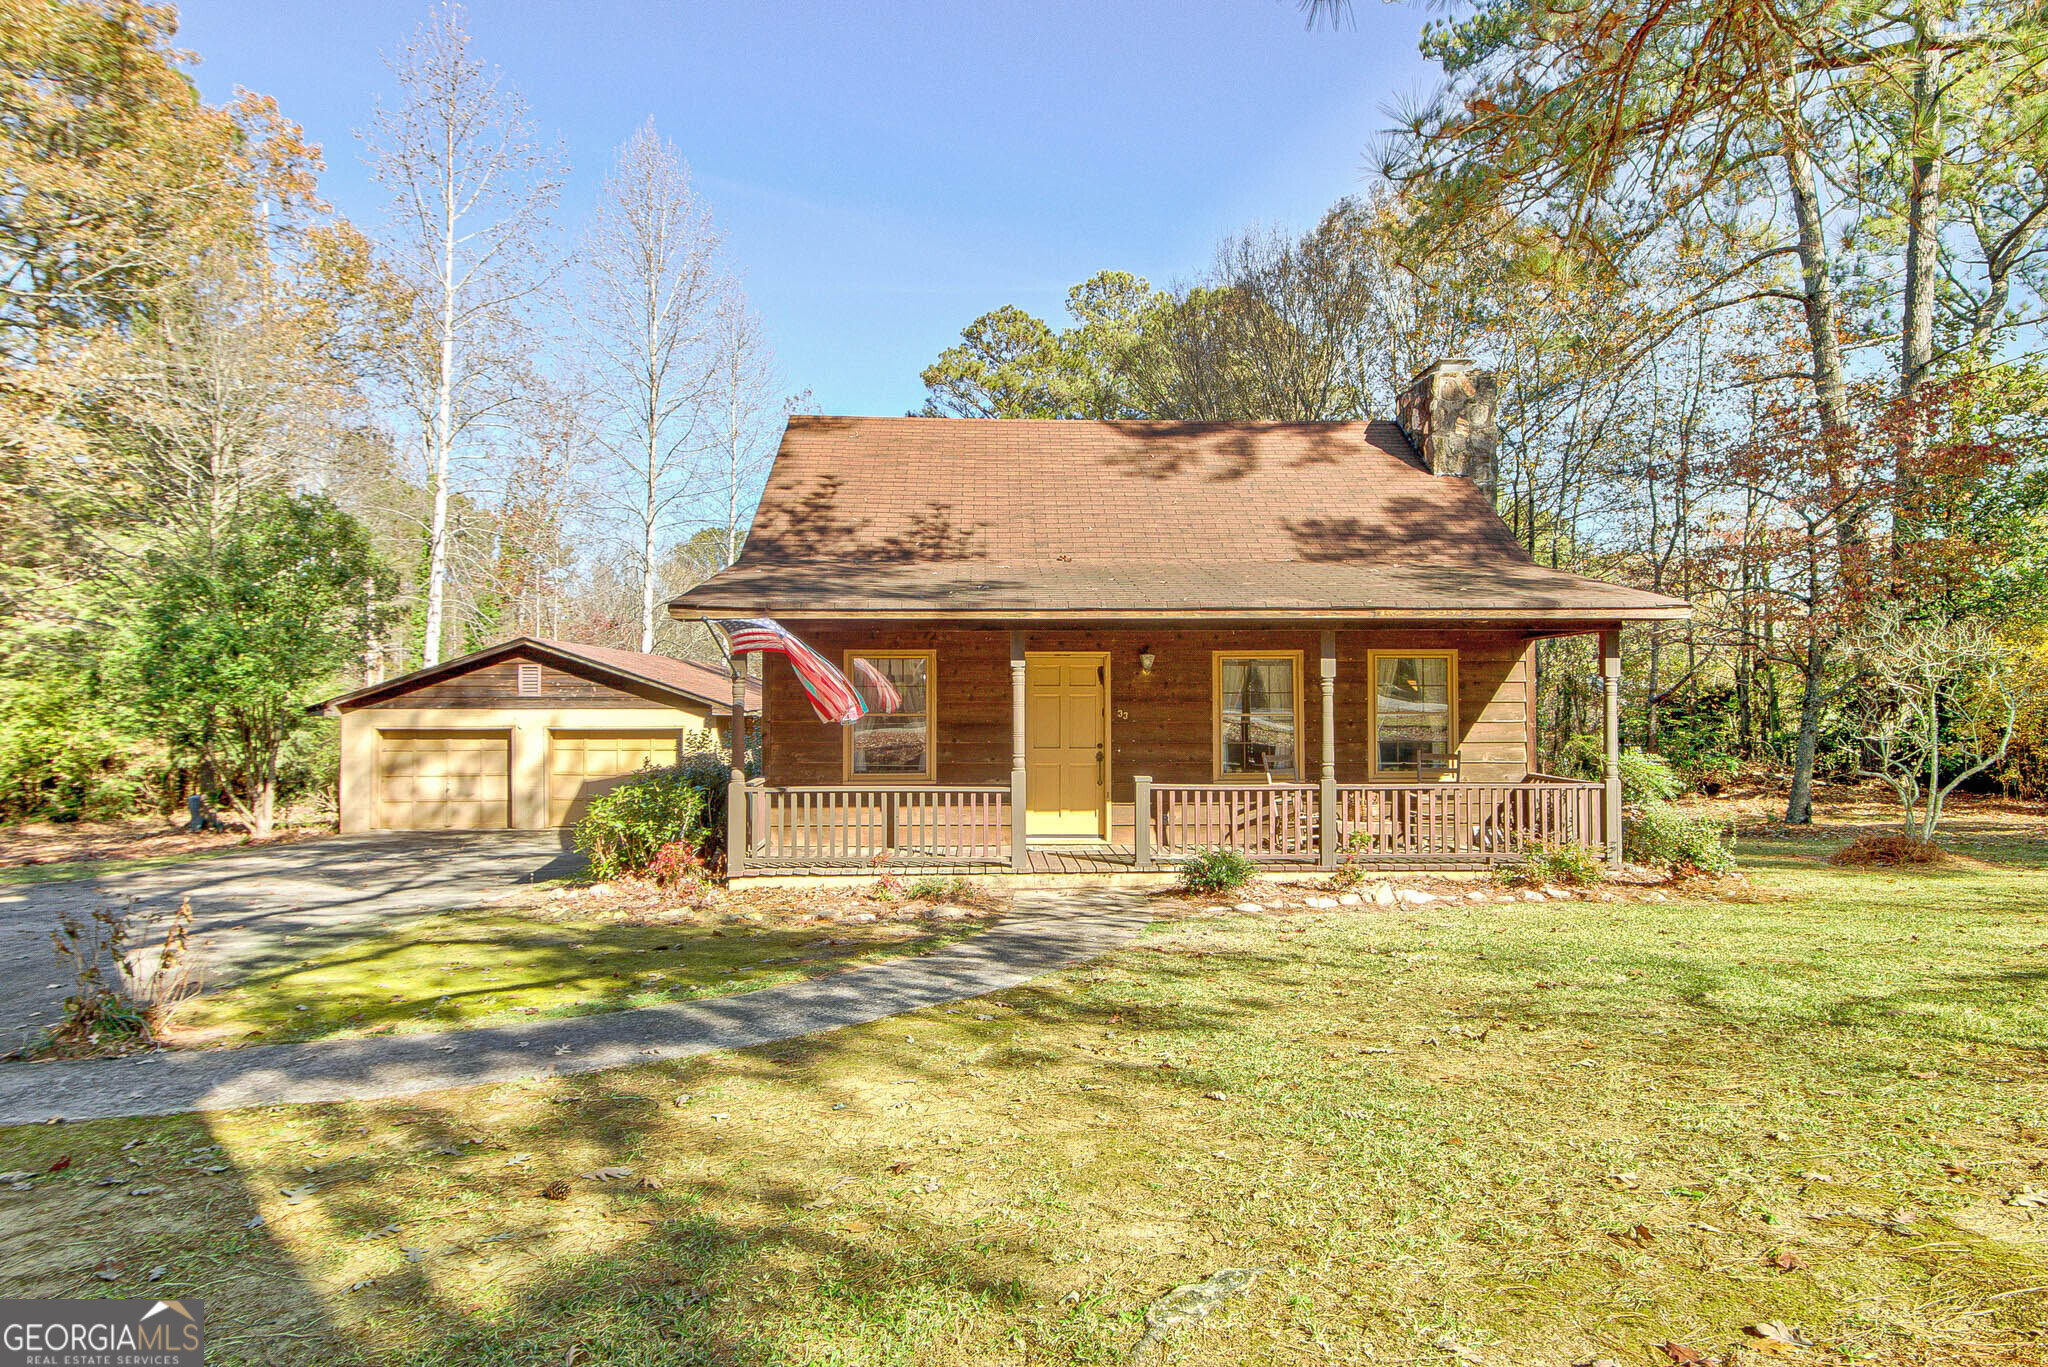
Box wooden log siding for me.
[760,624,1539,798]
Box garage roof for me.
[312,637,762,716]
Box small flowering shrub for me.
[645,840,710,889]
[1327,861,1369,890]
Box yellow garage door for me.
[548,730,680,827]
[375,730,511,830]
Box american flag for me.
[711,618,866,725]
[851,657,904,714]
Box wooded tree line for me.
[0,1,787,829]
[921,0,2048,821]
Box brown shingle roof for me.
[669,417,1687,621]
[532,639,760,709]
[313,637,761,714]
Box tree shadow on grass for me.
[239,959,1264,1364]
[0,1111,354,1365]
[0,893,1263,1362]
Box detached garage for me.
[316,638,759,833]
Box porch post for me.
[1132,774,1152,870]
[728,650,748,877]
[1009,631,1028,872]
[1600,628,1622,869]
[1318,630,1338,869]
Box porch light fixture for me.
[1139,647,1155,676]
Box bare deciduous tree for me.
[578,119,725,651]
[706,289,787,567]
[363,2,561,665]
[99,251,338,549]
[1850,608,2025,842]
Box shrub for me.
[36,898,197,1056]
[1496,842,1605,887]
[0,671,166,822]
[905,875,976,902]
[1679,749,1740,795]
[1179,847,1258,892]
[1623,801,1735,876]
[1620,748,1687,803]
[1327,861,1369,890]
[645,840,711,889]
[574,768,709,881]
[1560,737,1687,802]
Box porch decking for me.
[740,843,1328,878]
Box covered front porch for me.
[721,626,1625,880]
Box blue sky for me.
[176,1,1438,416]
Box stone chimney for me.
[1396,358,1499,501]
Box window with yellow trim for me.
[845,651,934,780]
[1371,651,1456,778]
[1215,653,1301,779]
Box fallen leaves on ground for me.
[1745,1321,1816,1349]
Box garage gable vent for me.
[517,662,541,697]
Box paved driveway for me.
[0,833,584,1053]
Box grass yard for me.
[165,905,999,1048]
[0,820,2043,1365]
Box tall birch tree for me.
[707,288,784,566]
[362,3,560,666]
[578,120,722,651]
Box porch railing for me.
[729,775,1605,873]
[743,783,1010,864]
[1148,783,1320,859]
[1330,779,1603,861]
[1140,776,1602,867]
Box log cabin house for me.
[671,360,1689,879]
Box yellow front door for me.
[1025,652,1107,840]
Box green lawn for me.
[168,907,996,1047]
[1,831,2043,1365]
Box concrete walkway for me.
[0,888,1150,1125]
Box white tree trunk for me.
[641,438,658,652]
[421,162,460,667]
[365,8,561,670]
